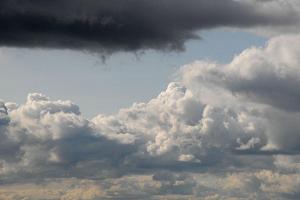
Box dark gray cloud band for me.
[0,0,297,52]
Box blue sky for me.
[0,29,265,117]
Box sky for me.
[0,29,266,117]
[1,0,300,199]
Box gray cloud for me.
[2,34,300,199]
[0,0,299,53]
[181,35,300,112]
[180,34,300,153]
[1,170,300,199]
[0,94,138,182]
[0,84,268,182]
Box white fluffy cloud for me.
[180,34,300,152]
[1,34,300,199]
[0,83,265,178]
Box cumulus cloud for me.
[0,0,299,53]
[0,93,137,181]
[0,84,267,181]
[179,34,300,152]
[180,35,300,111]
[1,34,300,198]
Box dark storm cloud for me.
[0,0,297,52]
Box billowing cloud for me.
[1,34,300,199]
[0,93,137,181]
[0,85,267,180]
[180,34,300,151]
[0,0,299,53]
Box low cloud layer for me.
[1,170,300,199]
[1,34,300,198]
[0,0,299,53]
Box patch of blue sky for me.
[0,28,266,117]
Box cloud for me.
[0,83,268,181]
[0,0,299,53]
[1,170,300,199]
[179,34,300,152]
[2,34,300,198]
[274,155,300,172]
[0,93,137,181]
[180,35,300,111]
[0,178,105,200]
